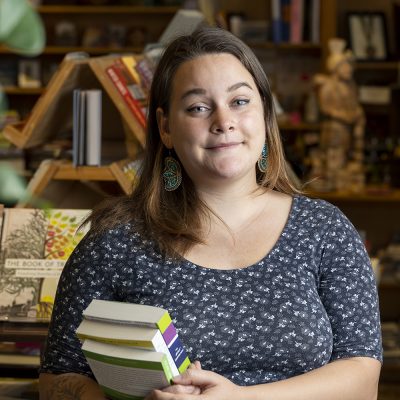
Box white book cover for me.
[72,89,81,167]
[82,339,172,400]
[83,300,169,328]
[85,89,102,166]
[78,90,86,165]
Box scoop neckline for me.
[179,194,299,273]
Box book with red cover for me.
[106,61,146,128]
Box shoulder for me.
[294,195,362,246]
[83,222,151,254]
[292,194,338,220]
[289,194,356,236]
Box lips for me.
[206,142,242,149]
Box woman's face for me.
[157,53,266,190]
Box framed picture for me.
[18,60,41,88]
[347,12,388,61]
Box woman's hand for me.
[146,362,243,400]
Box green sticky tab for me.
[157,312,172,333]
[178,357,191,374]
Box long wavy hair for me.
[88,27,301,257]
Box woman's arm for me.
[242,356,380,400]
[39,372,107,400]
[150,356,380,400]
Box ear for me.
[156,107,173,149]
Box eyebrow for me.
[180,81,253,101]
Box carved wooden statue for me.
[312,38,365,192]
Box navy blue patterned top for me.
[40,195,382,385]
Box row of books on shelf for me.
[271,0,320,44]
[70,52,153,165]
[2,51,153,169]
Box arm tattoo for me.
[45,375,87,400]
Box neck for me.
[196,179,268,231]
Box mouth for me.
[206,142,242,150]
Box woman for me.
[39,27,382,400]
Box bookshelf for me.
[17,159,137,207]
[2,54,145,203]
[0,3,178,120]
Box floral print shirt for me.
[40,195,382,385]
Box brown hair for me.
[88,27,300,257]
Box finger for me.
[194,360,202,370]
[148,388,198,400]
[161,384,200,394]
[188,361,201,370]
[173,368,219,387]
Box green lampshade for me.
[0,86,8,114]
[0,0,45,56]
[0,163,28,206]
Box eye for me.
[187,105,210,113]
[232,98,250,107]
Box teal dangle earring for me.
[257,143,268,173]
[163,152,182,191]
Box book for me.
[310,0,320,43]
[79,90,87,165]
[109,158,142,194]
[83,300,190,373]
[290,0,304,43]
[281,0,291,42]
[271,0,282,43]
[85,89,102,166]
[72,89,81,167]
[106,63,146,129]
[82,339,173,400]
[76,319,181,376]
[72,89,102,166]
[0,208,90,321]
[120,55,147,101]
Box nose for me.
[210,107,235,134]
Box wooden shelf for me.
[16,159,138,207]
[308,189,400,202]
[279,122,321,131]
[36,5,179,14]
[0,45,142,55]
[3,87,44,95]
[379,281,400,290]
[0,321,48,342]
[43,46,142,55]
[355,61,400,70]
[248,41,321,53]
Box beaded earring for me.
[163,154,182,191]
[257,143,268,173]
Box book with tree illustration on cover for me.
[0,208,90,321]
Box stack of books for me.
[76,299,190,400]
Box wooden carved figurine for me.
[312,38,365,192]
